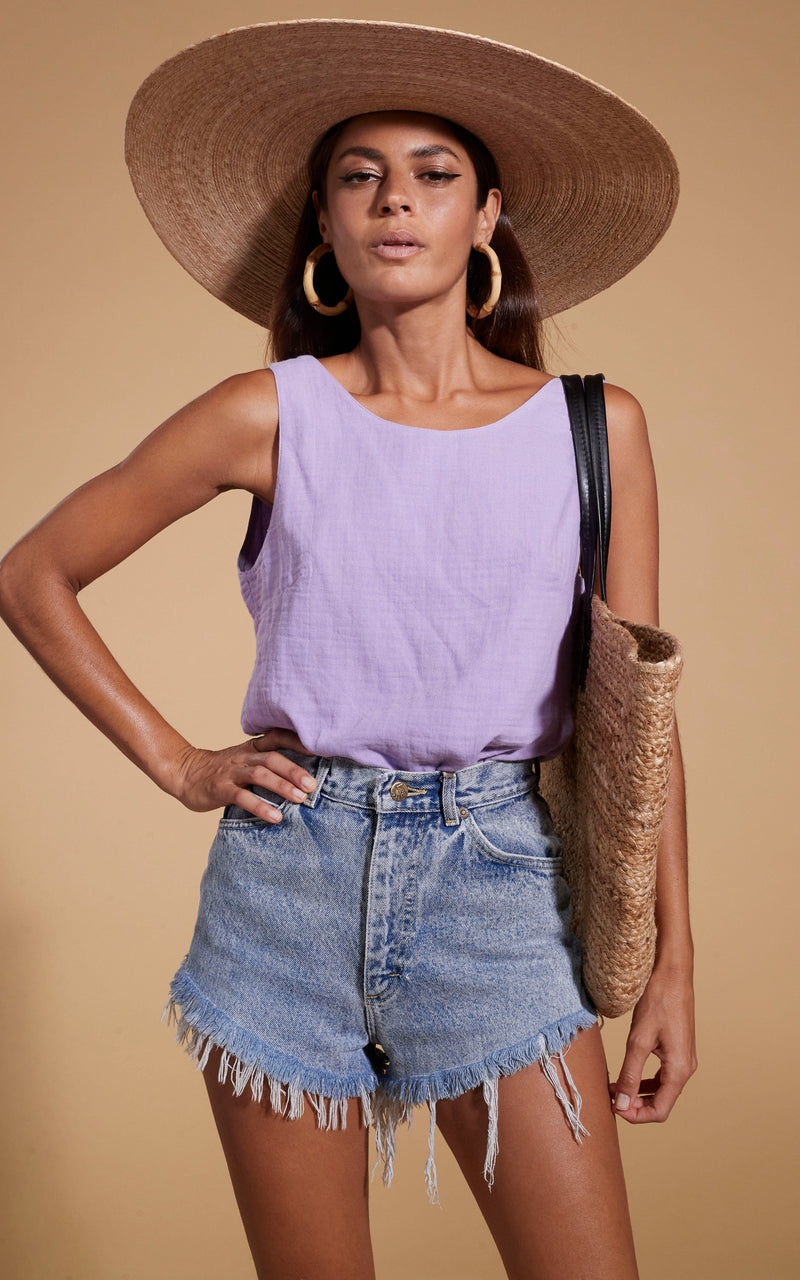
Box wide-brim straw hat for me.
[124,19,679,326]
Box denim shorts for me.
[163,749,600,1205]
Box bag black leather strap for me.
[560,374,595,689]
[559,372,611,690]
[584,373,611,601]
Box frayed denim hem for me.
[371,1006,600,1206]
[162,972,377,1128]
[163,978,599,1208]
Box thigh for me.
[202,1045,376,1280]
[435,1024,639,1280]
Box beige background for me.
[1,1,797,1277]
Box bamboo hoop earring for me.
[466,242,502,319]
[303,243,354,316]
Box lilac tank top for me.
[237,354,584,772]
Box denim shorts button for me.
[459,806,469,818]
[390,780,410,800]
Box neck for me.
[342,295,491,400]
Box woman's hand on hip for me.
[169,728,321,820]
[607,959,697,1124]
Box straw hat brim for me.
[124,19,679,326]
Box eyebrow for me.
[334,143,461,164]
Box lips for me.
[373,231,422,247]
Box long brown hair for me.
[267,114,546,370]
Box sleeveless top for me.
[237,353,584,772]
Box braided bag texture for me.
[538,593,684,1018]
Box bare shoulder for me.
[197,366,278,429]
[158,367,279,496]
[599,382,656,484]
[601,381,649,436]
[150,366,279,461]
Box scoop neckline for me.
[307,355,561,433]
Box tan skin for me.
[0,112,695,1278]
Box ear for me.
[476,188,502,244]
[311,190,328,242]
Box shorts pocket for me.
[463,787,564,871]
[219,784,292,825]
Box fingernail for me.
[302,775,316,789]
[616,1093,630,1110]
[291,787,306,801]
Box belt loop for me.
[302,756,332,808]
[440,772,459,825]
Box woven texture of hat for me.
[124,20,679,326]
[539,595,684,1018]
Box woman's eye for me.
[341,170,380,184]
[340,169,460,185]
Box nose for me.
[379,192,412,214]
[378,174,414,215]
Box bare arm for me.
[594,383,697,1122]
[0,368,318,820]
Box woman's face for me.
[313,111,501,313]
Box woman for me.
[0,20,695,1280]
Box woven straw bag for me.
[538,375,684,1018]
